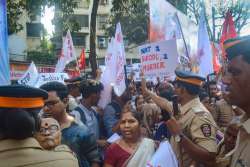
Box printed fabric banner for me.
[139,40,178,78]
[113,22,126,97]
[0,0,10,85]
[35,73,69,87]
[55,30,76,73]
[18,62,39,86]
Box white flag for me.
[113,22,126,96]
[35,73,69,88]
[98,38,116,108]
[196,11,213,77]
[105,37,116,83]
[147,141,178,167]
[55,30,76,73]
[165,13,182,40]
[18,61,39,86]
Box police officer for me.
[0,85,79,167]
[222,35,250,167]
[141,70,218,167]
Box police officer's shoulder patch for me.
[200,124,211,137]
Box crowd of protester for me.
[0,36,250,167]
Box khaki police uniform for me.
[171,97,218,167]
[215,99,234,132]
[0,137,79,167]
[215,140,235,167]
[230,117,250,167]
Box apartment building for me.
[71,0,140,67]
[8,12,42,62]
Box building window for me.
[76,0,89,8]
[74,15,89,28]
[26,23,42,37]
[98,58,105,65]
[97,15,108,30]
[99,0,108,5]
[72,33,86,47]
[98,36,108,49]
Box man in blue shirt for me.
[40,81,100,167]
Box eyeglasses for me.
[44,100,60,108]
[39,125,59,134]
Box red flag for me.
[78,48,86,70]
[219,11,237,59]
[211,43,221,74]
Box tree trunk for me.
[89,0,100,77]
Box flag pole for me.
[148,0,151,41]
[175,13,190,59]
[124,65,128,88]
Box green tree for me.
[7,0,80,38]
[167,0,188,14]
[186,0,250,42]
[27,38,57,65]
[7,0,81,65]
[7,0,26,35]
[106,0,149,46]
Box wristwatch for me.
[175,133,184,143]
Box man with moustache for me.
[222,36,250,167]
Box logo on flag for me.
[55,30,76,73]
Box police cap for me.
[224,35,250,60]
[175,70,205,87]
[64,76,83,86]
[0,85,48,108]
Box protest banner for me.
[113,22,126,96]
[124,63,141,82]
[35,73,69,87]
[55,30,76,73]
[132,63,141,81]
[147,141,178,167]
[18,62,39,86]
[139,39,178,79]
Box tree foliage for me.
[7,0,80,35]
[27,38,57,65]
[7,0,26,35]
[106,0,149,45]
[186,0,250,42]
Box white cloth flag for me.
[55,30,76,73]
[147,141,178,167]
[105,37,116,83]
[18,61,39,86]
[35,73,69,88]
[98,38,115,108]
[113,22,126,96]
[165,13,182,40]
[196,11,213,77]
